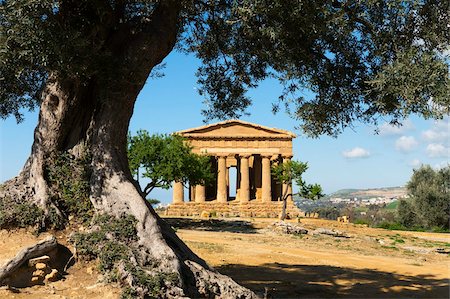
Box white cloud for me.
[379,120,414,136]
[421,118,450,142]
[395,136,418,152]
[409,159,422,168]
[342,147,371,159]
[426,143,449,158]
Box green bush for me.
[397,199,418,227]
[45,151,93,224]
[71,214,179,298]
[353,219,370,225]
[376,221,407,230]
[0,197,44,230]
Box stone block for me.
[28,255,50,267]
[35,263,47,270]
[200,211,210,218]
[32,269,46,277]
[45,269,60,282]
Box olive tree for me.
[127,131,212,198]
[272,160,323,220]
[400,165,450,229]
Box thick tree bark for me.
[0,2,258,297]
[1,72,257,298]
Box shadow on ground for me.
[217,263,449,299]
[164,218,257,233]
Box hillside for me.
[326,186,407,199]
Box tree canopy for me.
[271,160,324,200]
[127,131,212,197]
[398,164,449,229]
[271,159,323,220]
[2,0,449,136]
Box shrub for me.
[71,214,179,298]
[353,219,370,225]
[45,151,93,224]
[0,196,45,230]
[397,199,418,227]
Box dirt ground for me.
[0,217,449,298]
[170,217,449,299]
[0,229,121,299]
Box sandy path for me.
[175,218,450,298]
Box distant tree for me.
[272,160,323,220]
[403,165,450,229]
[397,199,418,228]
[313,206,340,220]
[127,131,213,198]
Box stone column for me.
[217,155,228,203]
[172,181,184,204]
[282,155,293,201]
[272,155,282,201]
[190,184,196,202]
[239,154,251,203]
[195,184,206,202]
[261,154,272,202]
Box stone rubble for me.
[28,255,61,284]
[268,221,309,235]
[311,228,351,238]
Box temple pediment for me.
[176,120,296,139]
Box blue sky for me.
[1,51,449,203]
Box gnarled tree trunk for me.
[0,1,257,298]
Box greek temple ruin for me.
[166,120,302,217]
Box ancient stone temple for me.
[165,120,302,218]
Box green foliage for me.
[121,264,179,298]
[376,221,425,232]
[93,214,138,242]
[127,131,213,197]
[0,197,44,230]
[354,165,450,232]
[385,200,399,210]
[45,151,93,224]
[71,214,137,261]
[353,219,370,225]
[405,165,450,229]
[98,241,129,272]
[397,199,418,228]
[1,1,448,137]
[71,213,179,298]
[190,0,449,136]
[271,160,324,200]
[313,206,340,220]
[147,198,161,206]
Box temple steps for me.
[165,200,302,218]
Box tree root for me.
[184,260,258,299]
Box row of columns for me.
[173,154,292,203]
